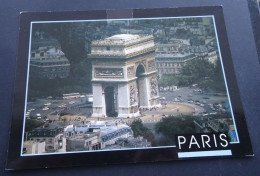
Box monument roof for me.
[91,34,153,46]
[107,34,140,41]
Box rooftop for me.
[91,34,153,46]
[28,126,63,137]
[107,34,140,41]
[156,53,196,61]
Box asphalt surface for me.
[26,87,229,123]
[159,87,229,114]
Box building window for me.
[106,46,110,51]
[31,53,35,57]
[40,52,44,57]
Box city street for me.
[159,87,229,114]
[25,87,230,129]
[26,97,92,121]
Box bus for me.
[63,93,80,99]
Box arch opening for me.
[104,86,117,117]
[136,65,146,108]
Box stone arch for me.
[136,64,146,77]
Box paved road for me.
[26,97,92,121]
[26,87,229,123]
[159,87,229,114]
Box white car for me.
[173,98,180,102]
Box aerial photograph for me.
[22,16,238,155]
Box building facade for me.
[30,47,70,79]
[88,34,161,118]
[27,126,66,153]
[66,132,103,152]
[156,53,197,77]
[23,141,46,155]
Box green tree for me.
[181,59,214,83]
[211,59,226,92]
[130,119,155,143]
[154,115,196,145]
[158,74,179,87]
[25,119,44,132]
[190,36,205,46]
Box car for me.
[42,107,49,111]
[173,98,180,102]
[27,109,33,112]
[58,104,67,108]
[188,94,193,97]
[47,96,53,99]
[203,96,210,99]
[44,103,51,106]
[69,101,75,104]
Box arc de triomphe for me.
[88,34,161,118]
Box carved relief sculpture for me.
[150,77,158,97]
[94,68,124,78]
[148,60,156,72]
[130,86,136,105]
[127,66,135,78]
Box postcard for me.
[6,7,253,170]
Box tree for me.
[25,119,44,132]
[158,74,179,87]
[130,119,155,143]
[154,115,196,145]
[181,59,214,83]
[211,59,226,92]
[190,36,205,46]
[176,58,227,92]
